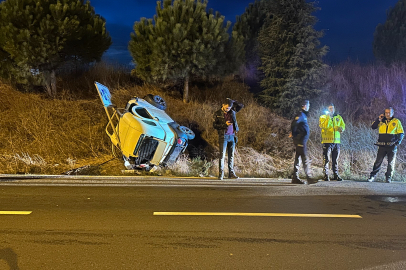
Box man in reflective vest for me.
[319,103,346,181]
[368,107,404,183]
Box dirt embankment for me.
[0,79,293,177]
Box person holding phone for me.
[368,107,404,183]
[213,98,244,180]
[319,103,345,181]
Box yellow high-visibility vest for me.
[373,118,404,146]
[376,118,404,135]
[319,114,345,144]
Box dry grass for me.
[0,73,292,176]
[1,62,406,182]
[0,75,291,175]
[212,147,292,178]
[0,79,110,174]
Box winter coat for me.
[291,110,310,146]
[371,117,404,146]
[213,101,244,136]
[319,113,345,144]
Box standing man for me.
[290,99,312,184]
[368,107,404,183]
[213,98,244,180]
[319,103,345,181]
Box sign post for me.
[94,82,121,148]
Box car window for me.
[147,107,174,123]
[133,107,153,119]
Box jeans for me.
[293,143,310,179]
[323,143,340,176]
[370,146,397,179]
[219,134,236,176]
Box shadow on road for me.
[0,248,20,270]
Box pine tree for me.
[0,0,111,97]
[373,0,406,64]
[129,0,244,103]
[234,0,273,81]
[258,0,328,117]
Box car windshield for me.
[134,107,153,119]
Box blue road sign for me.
[95,82,113,107]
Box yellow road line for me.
[0,211,32,215]
[153,212,362,218]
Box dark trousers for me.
[323,143,340,176]
[219,134,236,176]
[293,143,310,179]
[370,146,397,179]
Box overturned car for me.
[95,82,195,171]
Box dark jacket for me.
[291,110,310,145]
[213,100,244,136]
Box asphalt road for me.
[1,177,406,269]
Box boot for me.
[292,174,308,184]
[333,174,343,181]
[385,177,392,183]
[291,171,304,184]
[323,174,330,181]
[291,178,306,184]
[218,171,224,180]
[229,171,239,179]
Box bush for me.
[325,61,406,122]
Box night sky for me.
[89,0,399,66]
[0,0,398,65]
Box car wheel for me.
[178,126,195,140]
[144,94,167,110]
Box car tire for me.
[178,126,195,140]
[144,94,167,110]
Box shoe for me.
[306,177,318,184]
[229,172,239,179]
[385,177,392,183]
[333,174,343,181]
[323,175,330,181]
[367,176,375,182]
[291,178,304,184]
